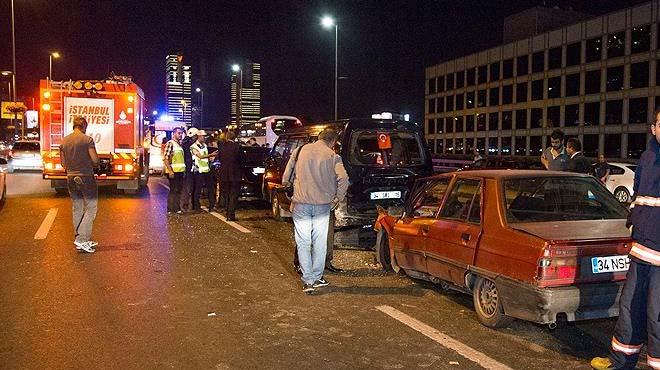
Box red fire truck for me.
[39,77,149,194]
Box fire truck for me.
[39,77,149,194]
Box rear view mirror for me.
[387,206,405,217]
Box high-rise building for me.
[166,53,192,126]
[230,62,261,130]
[425,1,659,160]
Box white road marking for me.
[376,305,513,370]
[159,182,170,190]
[34,208,59,240]
[202,206,251,233]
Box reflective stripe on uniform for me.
[649,355,660,370]
[631,196,660,208]
[191,142,210,173]
[630,242,660,266]
[611,336,643,355]
[170,141,186,172]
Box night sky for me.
[0,0,648,127]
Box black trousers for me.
[167,173,184,212]
[220,181,240,219]
[192,172,216,210]
[180,172,194,211]
[609,259,660,369]
[294,212,335,268]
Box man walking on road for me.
[283,128,348,294]
[217,131,241,221]
[591,109,660,370]
[60,116,99,253]
[163,127,186,215]
[190,130,216,212]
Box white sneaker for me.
[74,241,95,253]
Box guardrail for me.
[432,158,472,173]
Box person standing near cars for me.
[566,138,591,174]
[190,130,216,212]
[163,127,186,215]
[593,154,611,184]
[283,128,349,294]
[180,127,197,212]
[541,129,569,171]
[591,110,660,370]
[217,131,241,221]
[59,116,99,253]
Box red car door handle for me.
[461,233,471,242]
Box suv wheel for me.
[472,277,512,328]
[271,191,284,221]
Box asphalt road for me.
[0,173,646,369]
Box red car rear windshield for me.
[503,176,628,223]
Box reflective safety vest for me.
[191,142,210,173]
[169,140,186,173]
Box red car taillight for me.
[537,257,578,287]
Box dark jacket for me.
[567,152,591,174]
[217,141,242,182]
[181,136,195,173]
[630,138,660,260]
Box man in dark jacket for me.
[217,131,242,221]
[180,127,197,212]
[591,110,660,370]
[566,137,591,174]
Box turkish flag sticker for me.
[377,133,392,149]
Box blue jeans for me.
[292,203,331,285]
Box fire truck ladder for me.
[47,81,65,149]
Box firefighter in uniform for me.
[591,111,660,370]
[190,130,216,212]
[163,127,186,214]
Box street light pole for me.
[196,87,204,127]
[232,64,243,129]
[10,0,17,103]
[49,52,60,83]
[321,16,338,121]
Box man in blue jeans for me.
[283,128,348,293]
[60,116,99,253]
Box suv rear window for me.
[349,130,424,167]
[12,142,40,151]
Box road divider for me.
[34,208,59,240]
[376,305,513,370]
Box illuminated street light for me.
[321,15,338,120]
[232,65,243,127]
[195,88,204,127]
[152,110,158,116]
[232,64,240,72]
[49,51,61,82]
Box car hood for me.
[510,219,630,240]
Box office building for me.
[166,53,192,126]
[425,1,660,160]
[231,62,261,130]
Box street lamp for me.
[1,71,16,137]
[152,110,158,116]
[231,64,243,128]
[195,87,204,127]
[10,0,16,104]
[49,52,61,82]
[180,99,188,125]
[321,15,338,121]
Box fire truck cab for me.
[39,77,149,194]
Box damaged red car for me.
[374,170,632,328]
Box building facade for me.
[425,1,660,160]
[166,53,192,126]
[230,62,261,130]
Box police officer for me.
[163,127,186,214]
[591,109,660,370]
[190,130,216,212]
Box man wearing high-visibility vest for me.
[190,130,217,212]
[163,127,186,215]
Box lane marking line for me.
[159,182,170,190]
[34,208,59,240]
[376,305,513,370]
[202,206,251,233]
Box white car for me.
[604,162,637,203]
[8,141,43,172]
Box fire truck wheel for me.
[55,188,68,195]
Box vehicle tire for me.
[472,277,512,328]
[55,187,68,195]
[375,229,400,273]
[614,187,631,203]
[271,191,284,221]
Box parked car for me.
[212,145,269,201]
[8,141,42,172]
[263,118,434,227]
[461,156,545,171]
[603,162,636,203]
[0,157,7,204]
[374,170,631,328]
